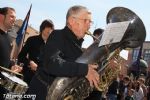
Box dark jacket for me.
[0,29,11,68]
[41,26,88,77]
[18,35,45,84]
[38,26,88,83]
[0,29,11,100]
[27,26,88,100]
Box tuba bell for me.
[46,7,146,100]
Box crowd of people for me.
[105,74,150,100]
[0,5,149,100]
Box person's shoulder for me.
[46,29,65,45]
[27,35,39,41]
[50,29,64,38]
[51,29,63,35]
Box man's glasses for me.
[73,17,94,25]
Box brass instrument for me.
[86,31,100,42]
[46,7,146,100]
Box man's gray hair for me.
[66,5,91,24]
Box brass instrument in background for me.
[46,7,146,100]
[97,49,122,92]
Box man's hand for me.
[11,65,22,73]
[85,64,100,90]
[29,60,38,71]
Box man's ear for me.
[69,16,78,26]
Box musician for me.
[0,7,22,100]
[93,28,104,42]
[27,5,99,100]
[18,19,54,85]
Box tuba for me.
[46,7,146,100]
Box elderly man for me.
[27,5,99,100]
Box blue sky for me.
[0,0,150,48]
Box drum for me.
[1,71,28,94]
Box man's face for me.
[69,11,92,39]
[42,27,53,40]
[3,9,16,30]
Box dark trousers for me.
[25,75,47,100]
[23,68,35,85]
[84,90,102,100]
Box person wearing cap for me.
[18,19,54,85]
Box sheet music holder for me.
[98,21,130,47]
